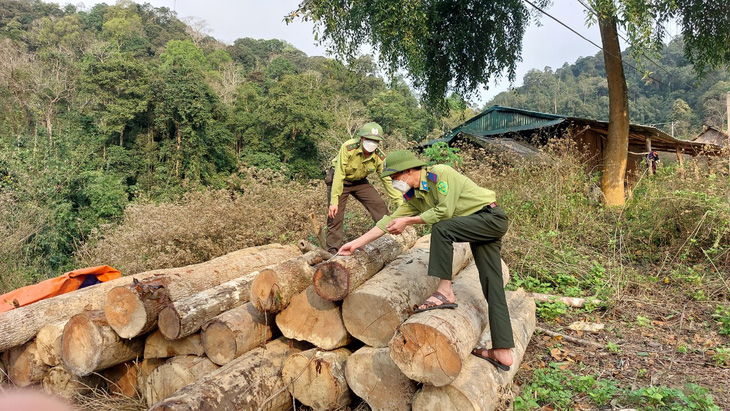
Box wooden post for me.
[61,310,144,377]
[201,302,275,366]
[149,338,309,411]
[645,137,653,175]
[389,263,488,387]
[276,285,351,350]
[104,244,300,339]
[2,340,50,386]
[282,348,353,410]
[144,330,205,359]
[412,289,537,411]
[345,346,417,411]
[313,228,418,301]
[343,237,471,347]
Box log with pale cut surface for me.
[313,228,418,301]
[104,244,300,339]
[61,310,144,377]
[282,347,352,410]
[200,302,274,366]
[102,361,141,397]
[2,340,49,386]
[144,355,220,407]
[35,320,66,366]
[276,285,351,350]
[412,289,536,411]
[42,365,105,399]
[144,330,205,359]
[345,346,417,411]
[149,337,309,411]
[250,250,326,313]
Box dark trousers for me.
[428,206,514,349]
[326,178,388,254]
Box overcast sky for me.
[69,0,662,105]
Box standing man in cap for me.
[337,150,515,371]
[325,122,403,255]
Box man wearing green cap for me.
[338,150,515,371]
[325,122,403,254]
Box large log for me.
[345,346,417,411]
[0,244,288,353]
[144,355,220,407]
[136,358,166,403]
[313,228,418,301]
[104,244,300,339]
[158,251,321,339]
[342,237,471,347]
[35,321,67,366]
[1,340,50,386]
[149,338,309,411]
[281,347,352,410]
[412,289,537,411]
[61,310,144,376]
[102,361,140,397]
[144,330,205,359]
[276,285,351,350]
[250,250,327,313]
[388,263,488,387]
[42,366,105,399]
[200,302,274,366]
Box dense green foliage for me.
[488,39,730,138]
[0,0,445,283]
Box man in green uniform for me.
[338,150,515,371]
[325,122,403,254]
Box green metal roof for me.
[439,105,566,142]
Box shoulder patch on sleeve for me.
[427,171,438,183]
[347,142,360,151]
[375,148,386,160]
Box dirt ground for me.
[513,292,730,410]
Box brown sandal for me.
[472,348,511,371]
[413,291,457,313]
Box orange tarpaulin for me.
[0,265,121,313]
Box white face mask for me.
[362,139,378,153]
[392,174,410,194]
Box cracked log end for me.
[389,322,461,387]
[313,261,350,301]
[250,268,279,312]
[61,314,103,377]
[201,321,238,366]
[157,306,182,340]
[105,286,147,339]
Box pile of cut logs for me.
[0,227,536,410]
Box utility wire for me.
[522,0,669,88]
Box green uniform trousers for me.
[326,173,389,254]
[429,205,514,349]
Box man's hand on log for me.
[337,241,358,256]
[328,205,338,219]
[385,218,409,235]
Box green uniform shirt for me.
[330,139,403,207]
[376,164,496,232]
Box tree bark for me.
[388,263,489,387]
[1,340,50,386]
[598,9,630,206]
[0,245,290,352]
[36,321,66,366]
[345,346,417,411]
[144,355,220,407]
[61,310,144,377]
[42,366,105,399]
[144,330,205,359]
[342,236,471,347]
[282,347,352,410]
[149,338,309,411]
[313,228,418,301]
[250,250,326,313]
[412,289,536,411]
[200,302,275,366]
[276,285,351,350]
[104,244,300,338]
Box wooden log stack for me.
[0,234,538,411]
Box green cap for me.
[357,122,384,141]
[381,150,426,178]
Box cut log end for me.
[312,261,350,301]
[157,306,182,340]
[62,314,103,377]
[250,268,279,312]
[390,322,462,386]
[200,321,238,366]
[105,286,147,339]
